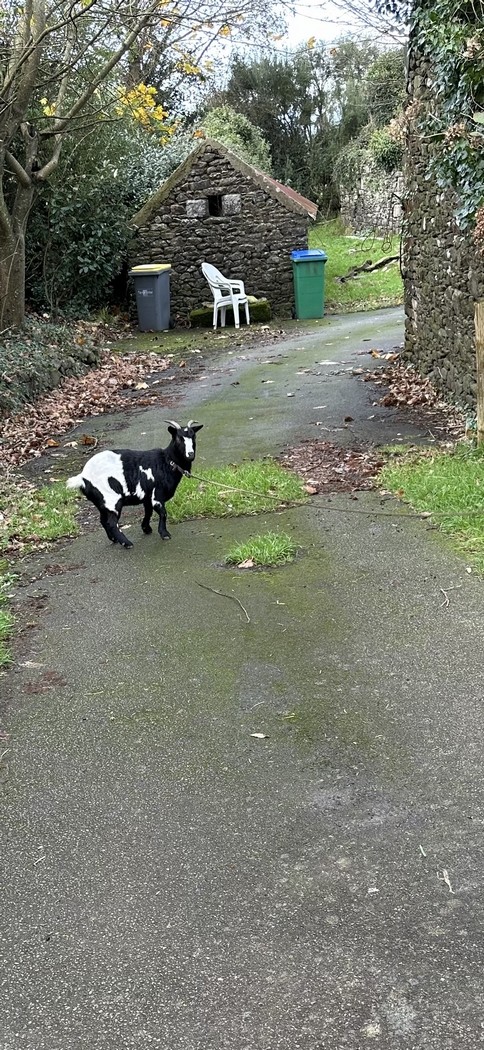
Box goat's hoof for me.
[141,524,152,534]
[122,539,134,548]
[159,531,171,540]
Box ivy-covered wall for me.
[404,39,484,407]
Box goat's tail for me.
[66,473,84,491]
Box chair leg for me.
[213,302,217,329]
[245,301,250,325]
[232,298,240,329]
[221,306,226,328]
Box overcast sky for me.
[283,0,405,47]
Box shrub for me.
[201,106,272,173]
[25,125,194,315]
[369,128,404,174]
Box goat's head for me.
[166,419,203,462]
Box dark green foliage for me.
[27,179,130,315]
[25,125,193,315]
[190,299,272,327]
[219,53,315,194]
[214,41,405,207]
[0,318,100,418]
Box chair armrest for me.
[229,280,245,294]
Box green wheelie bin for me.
[291,248,328,319]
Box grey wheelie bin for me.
[129,263,171,331]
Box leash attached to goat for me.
[170,459,289,502]
[170,461,484,521]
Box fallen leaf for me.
[81,434,97,446]
[135,381,149,390]
[46,438,59,447]
[250,732,268,739]
[304,484,318,494]
[238,558,254,569]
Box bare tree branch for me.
[4,150,31,188]
[40,0,167,137]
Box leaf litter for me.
[0,350,174,467]
[360,355,465,434]
[279,356,465,493]
[278,440,384,493]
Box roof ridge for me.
[130,138,318,227]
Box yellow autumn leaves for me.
[40,97,56,117]
[116,83,175,142]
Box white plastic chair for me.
[201,262,250,330]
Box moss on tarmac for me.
[3,308,484,1047]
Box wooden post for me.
[475,301,484,444]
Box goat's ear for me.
[167,425,178,438]
[191,423,203,433]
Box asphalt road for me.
[3,308,484,1049]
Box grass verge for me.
[0,570,15,668]
[0,478,79,666]
[225,531,298,567]
[169,460,308,522]
[0,479,79,555]
[309,218,403,313]
[380,443,484,571]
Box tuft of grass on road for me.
[225,531,298,567]
[380,443,484,571]
[170,460,308,522]
[0,478,79,554]
[309,218,402,313]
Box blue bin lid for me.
[291,249,328,261]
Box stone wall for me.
[341,162,403,235]
[130,145,311,320]
[404,46,484,407]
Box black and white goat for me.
[66,420,203,548]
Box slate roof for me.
[130,139,318,227]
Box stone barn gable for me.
[129,139,318,320]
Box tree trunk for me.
[0,229,25,329]
[0,184,34,329]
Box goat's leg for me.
[153,497,171,539]
[106,510,133,548]
[141,498,153,534]
[100,508,117,543]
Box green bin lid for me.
[129,263,171,274]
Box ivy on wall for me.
[375,0,484,230]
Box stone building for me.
[340,161,403,235]
[129,139,318,321]
[404,47,484,408]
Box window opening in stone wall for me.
[207,194,223,216]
